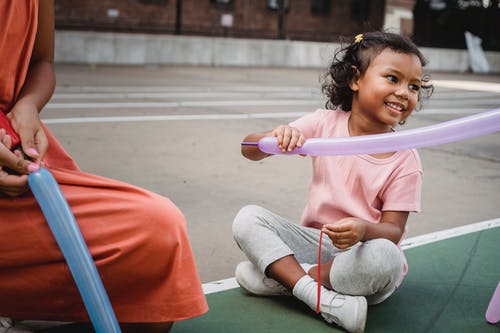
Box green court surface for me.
[173,226,500,333]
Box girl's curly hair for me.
[322,31,434,112]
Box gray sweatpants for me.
[232,205,405,305]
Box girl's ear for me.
[349,66,361,92]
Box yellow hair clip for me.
[354,33,363,44]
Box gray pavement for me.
[46,64,500,283]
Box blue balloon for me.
[28,168,121,333]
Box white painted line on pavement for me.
[203,278,240,295]
[52,91,321,99]
[54,85,315,93]
[400,217,500,249]
[46,99,500,109]
[42,112,309,124]
[53,80,500,94]
[46,99,320,109]
[433,80,500,93]
[202,217,500,295]
[41,108,493,125]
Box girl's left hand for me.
[7,103,48,163]
[322,218,367,249]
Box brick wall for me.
[55,0,177,33]
[55,0,385,42]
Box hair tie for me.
[354,33,363,44]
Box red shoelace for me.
[316,229,324,314]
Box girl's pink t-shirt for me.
[290,109,423,231]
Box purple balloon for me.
[486,281,500,324]
[246,108,500,156]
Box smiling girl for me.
[232,31,433,333]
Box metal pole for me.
[175,0,182,35]
[277,0,285,39]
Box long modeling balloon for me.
[242,108,500,156]
[486,281,500,324]
[28,168,121,333]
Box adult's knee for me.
[145,201,188,268]
[99,195,190,290]
[143,195,188,247]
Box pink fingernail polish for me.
[28,163,40,173]
[28,148,39,156]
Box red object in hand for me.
[0,112,21,149]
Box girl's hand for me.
[7,103,48,163]
[322,218,367,249]
[241,125,305,160]
[0,129,39,197]
[271,125,305,153]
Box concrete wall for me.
[55,30,500,73]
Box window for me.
[267,0,290,10]
[138,0,168,5]
[211,0,234,9]
[351,0,369,22]
[212,0,234,5]
[311,0,331,15]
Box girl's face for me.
[349,48,423,131]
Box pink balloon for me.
[243,108,500,156]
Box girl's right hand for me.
[271,125,305,153]
[0,129,39,197]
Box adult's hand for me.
[0,129,39,197]
[7,104,48,163]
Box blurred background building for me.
[54,0,499,50]
[54,0,384,42]
[54,0,383,42]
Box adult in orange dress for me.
[0,1,208,332]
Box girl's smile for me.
[385,101,406,116]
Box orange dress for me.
[0,1,208,323]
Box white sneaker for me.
[0,317,12,333]
[319,292,367,333]
[0,317,33,333]
[235,261,290,296]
